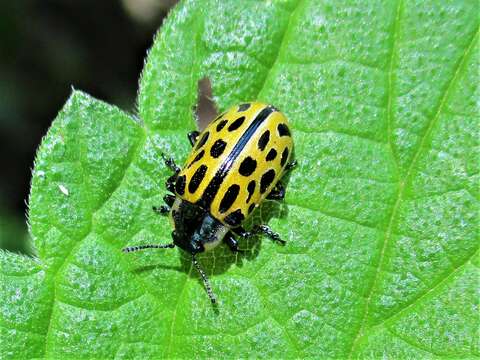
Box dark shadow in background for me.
[0,0,177,252]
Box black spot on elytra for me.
[188,150,205,168]
[228,116,245,131]
[248,203,255,214]
[266,148,277,161]
[175,175,186,195]
[196,131,210,149]
[216,119,228,132]
[210,139,227,158]
[277,123,291,137]
[188,165,207,193]
[246,180,255,203]
[219,184,240,213]
[197,106,275,210]
[258,130,270,151]
[239,156,257,176]
[281,147,289,167]
[224,209,245,227]
[260,169,276,194]
[238,103,251,112]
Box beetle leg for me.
[165,174,177,193]
[187,131,200,147]
[285,160,297,172]
[224,232,245,253]
[153,205,170,216]
[163,194,175,207]
[161,153,181,174]
[266,181,285,201]
[232,225,285,245]
[285,160,297,171]
[231,226,252,238]
[252,225,286,245]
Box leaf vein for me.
[372,249,477,330]
[41,125,147,358]
[348,24,479,358]
[386,326,442,356]
[386,0,403,168]
[287,201,384,233]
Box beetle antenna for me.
[192,255,216,304]
[122,244,175,253]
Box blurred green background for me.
[0,0,177,254]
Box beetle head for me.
[171,200,207,254]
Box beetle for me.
[123,102,295,303]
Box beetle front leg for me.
[153,194,175,216]
[152,205,170,216]
[224,232,245,253]
[161,153,181,174]
[252,225,286,245]
[233,225,286,245]
[231,226,251,238]
[163,194,175,207]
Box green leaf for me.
[2,0,479,358]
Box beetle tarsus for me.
[161,153,181,174]
[250,225,286,245]
[231,225,285,245]
[153,205,170,215]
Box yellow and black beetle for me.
[123,102,295,303]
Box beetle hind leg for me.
[285,160,297,172]
[188,131,200,147]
